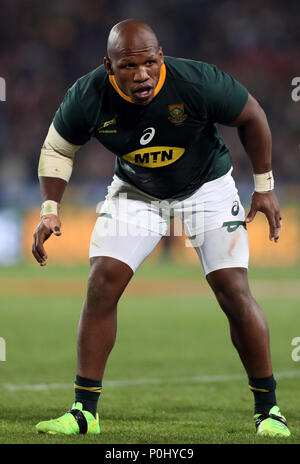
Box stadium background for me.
[0,0,299,265]
[0,0,300,444]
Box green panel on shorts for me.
[222,221,247,232]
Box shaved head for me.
[104,19,164,105]
[107,19,159,59]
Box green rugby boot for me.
[36,402,100,435]
[254,405,291,438]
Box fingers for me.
[32,229,49,266]
[52,226,61,236]
[246,205,257,224]
[269,213,282,243]
[247,191,282,243]
[259,207,281,242]
[32,215,62,266]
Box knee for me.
[87,272,114,309]
[213,279,254,322]
[85,259,126,313]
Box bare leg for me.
[77,256,133,380]
[206,267,272,378]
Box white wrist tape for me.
[253,171,274,192]
[40,200,59,218]
[38,123,81,182]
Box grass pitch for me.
[0,261,299,444]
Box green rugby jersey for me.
[53,56,248,199]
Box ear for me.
[158,46,164,65]
[104,57,114,75]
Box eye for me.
[119,63,134,69]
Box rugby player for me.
[32,19,290,437]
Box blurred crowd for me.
[0,0,299,208]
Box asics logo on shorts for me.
[231,201,239,216]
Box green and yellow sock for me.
[74,375,102,418]
[248,374,277,415]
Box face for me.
[104,45,164,105]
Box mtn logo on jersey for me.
[122,146,185,168]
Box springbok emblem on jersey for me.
[168,104,187,125]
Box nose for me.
[133,66,149,82]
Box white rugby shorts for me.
[89,168,249,275]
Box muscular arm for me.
[230,93,281,242]
[40,176,67,203]
[32,124,81,266]
[230,93,272,173]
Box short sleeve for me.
[203,64,248,125]
[53,81,91,146]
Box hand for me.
[246,191,282,242]
[32,214,62,266]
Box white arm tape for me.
[253,171,274,192]
[38,123,81,182]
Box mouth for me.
[132,86,153,102]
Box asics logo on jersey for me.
[123,146,185,168]
[140,127,155,145]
